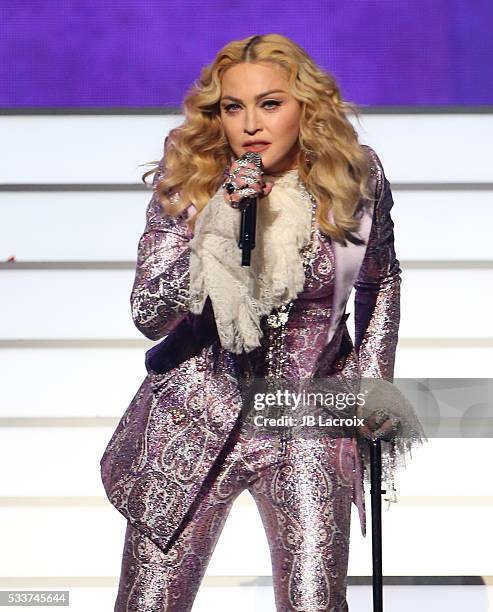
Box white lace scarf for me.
[189,168,313,354]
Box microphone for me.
[236,151,263,266]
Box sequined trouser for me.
[114,413,356,612]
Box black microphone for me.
[236,151,263,266]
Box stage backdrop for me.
[1,0,492,107]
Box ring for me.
[222,152,263,208]
[373,409,400,431]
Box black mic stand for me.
[370,438,385,611]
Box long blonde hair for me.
[142,33,374,243]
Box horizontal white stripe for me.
[1,495,492,507]
[0,430,491,497]
[1,114,492,183]
[1,189,492,261]
[1,341,492,419]
[0,502,492,576]
[0,575,490,587]
[0,268,491,339]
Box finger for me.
[360,414,380,434]
[261,181,273,197]
[357,424,375,440]
[242,160,259,171]
[365,414,379,429]
[236,171,262,190]
[237,162,260,176]
[371,420,395,440]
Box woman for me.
[101,33,423,611]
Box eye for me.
[222,100,282,114]
[262,99,282,110]
[223,103,241,113]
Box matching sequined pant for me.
[114,415,356,612]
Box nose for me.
[243,106,262,135]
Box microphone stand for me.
[370,438,384,612]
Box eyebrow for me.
[220,89,287,103]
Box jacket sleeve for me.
[354,150,402,382]
[130,151,192,341]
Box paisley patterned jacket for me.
[100,143,401,553]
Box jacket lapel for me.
[326,199,374,344]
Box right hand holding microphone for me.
[222,154,273,209]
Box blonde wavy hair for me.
[142,33,374,243]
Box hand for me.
[357,408,399,441]
[222,158,273,208]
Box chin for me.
[264,162,290,175]
[260,155,278,172]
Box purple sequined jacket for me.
[100,144,401,552]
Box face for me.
[219,62,302,174]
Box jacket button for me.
[170,407,187,424]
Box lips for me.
[243,142,271,152]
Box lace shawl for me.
[189,169,312,354]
